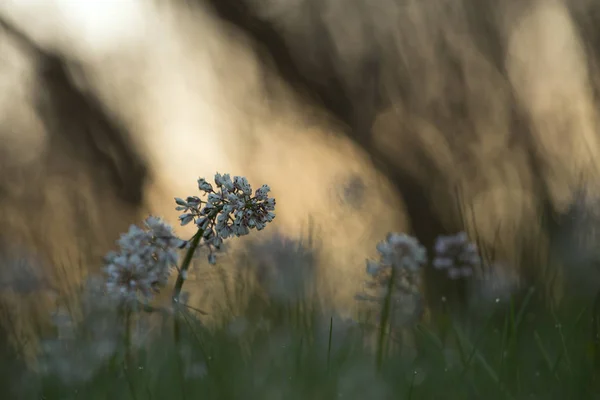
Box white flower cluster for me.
[104,216,183,304]
[176,173,276,264]
[433,232,480,279]
[371,233,427,275]
[357,233,427,326]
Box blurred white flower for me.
[364,233,426,293]
[103,216,183,304]
[433,232,481,280]
[375,233,427,273]
[357,233,427,327]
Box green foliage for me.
[4,283,598,400]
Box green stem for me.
[327,316,333,372]
[172,229,203,305]
[376,266,396,371]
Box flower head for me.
[374,233,427,273]
[357,233,427,327]
[104,216,183,304]
[176,173,276,264]
[433,232,480,279]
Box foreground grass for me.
[1,286,598,400]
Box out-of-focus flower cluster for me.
[433,232,480,279]
[247,233,316,305]
[176,173,276,264]
[357,231,485,326]
[356,233,427,327]
[104,216,184,304]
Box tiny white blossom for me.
[179,213,194,226]
[197,178,213,192]
[208,253,217,265]
[255,185,270,200]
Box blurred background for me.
[2,1,600,397]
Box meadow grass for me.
[4,251,600,399]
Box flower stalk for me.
[172,229,202,305]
